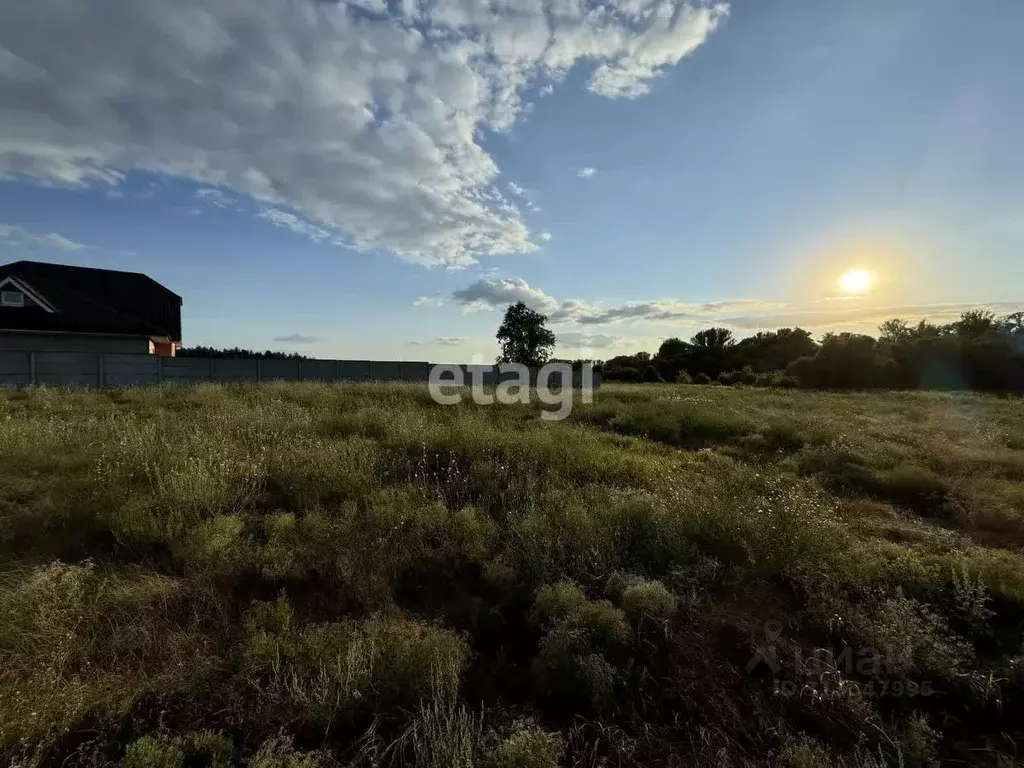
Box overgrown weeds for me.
[0,382,1021,765]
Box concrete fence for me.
[0,351,599,389]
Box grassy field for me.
[2,382,1024,767]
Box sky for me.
[0,0,1021,362]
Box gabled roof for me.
[0,260,182,341]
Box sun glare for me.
[838,268,873,294]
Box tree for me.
[878,319,913,344]
[653,337,691,381]
[691,328,735,349]
[733,327,817,372]
[950,310,1000,339]
[687,327,735,379]
[496,301,556,367]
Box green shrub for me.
[121,736,185,768]
[492,724,563,768]
[250,736,334,768]
[242,601,468,722]
[531,582,587,625]
[121,731,232,768]
[620,579,677,622]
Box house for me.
[0,260,182,356]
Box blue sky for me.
[0,0,1021,361]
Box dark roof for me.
[0,261,182,341]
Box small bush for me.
[675,371,693,384]
[493,724,564,768]
[250,736,334,768]
[693,373,713,385]
[620,579,677,622]
[531,582,587,625]
[242,601,468,723]
[121,731,232,768]
[121,736,185,768]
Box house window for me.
[1,290,25,307]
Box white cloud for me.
[410,336,467,346]
[557,331,623,348]
[259,208,333,243]
[439,276,1024,335]
[539,231,553,241]
[273,333,323,343]
[507,182,527,196]
[721,302,1024,331]
[0,0,724,266]
[451,277,561,314]
[539,84,555,97]
[447,276,784,325]
[0,223,86,251]
[577,167,598,179]
[412,294,448,308]
[195,186,236,209]
[573,298,786,324]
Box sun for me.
[838,268,873,294]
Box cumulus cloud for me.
[539,232,553,241]
[451,278,560,314]
[0,223,86,251]
[0,0,725,266]
[577,167,598,179]
[272,333,323,343]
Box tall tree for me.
[688,327,736,378]
[496,301,556,367]
[878,318,913,343]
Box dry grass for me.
[0,381,1022,766]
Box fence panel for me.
[337,360,371,380]
[104,353,160,386]
[299,359,336,381]
[162,357,215,382]
[36,352,99,387]
[368,361,402,381]
[0,351,31,386]
[0,350,601,390]
[211,358,258,381]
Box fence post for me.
[98,352,106,388]
[157,356,164,384]
[297,359,303,382]
[256,358,262,382]
[209,356,214,380]
[29,351,36,386]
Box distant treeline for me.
[601,310,1024,392]
[177,346,310,360]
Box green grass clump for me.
[492,724,563,768]
[1,382,1022,766]
[241,599,467,723]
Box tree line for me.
[177,346,310,360]
[601,310,1024,392]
